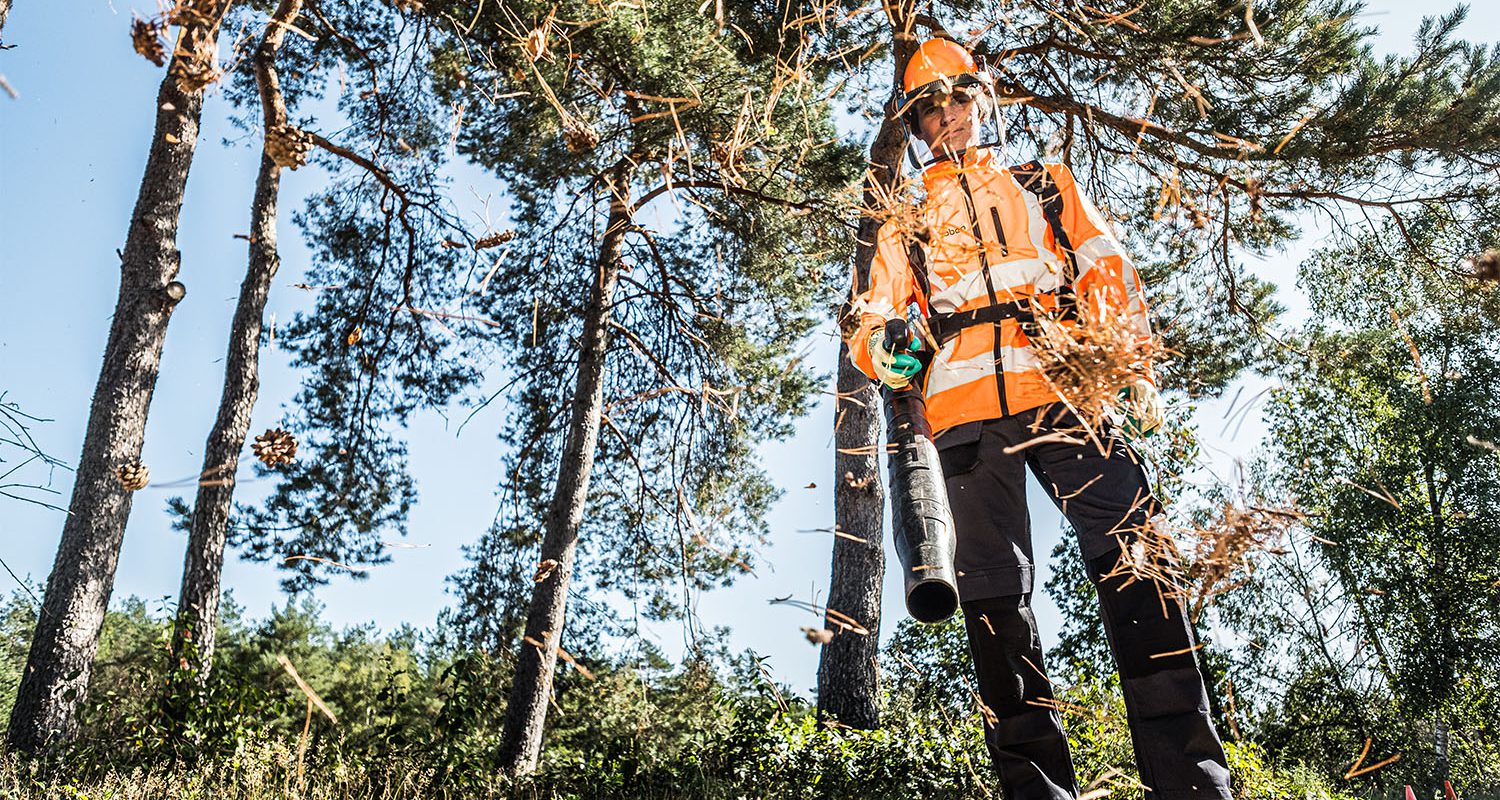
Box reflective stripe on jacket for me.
[848,150,1154,434]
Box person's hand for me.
[1119,378,1163,438]
[868,329,922,389]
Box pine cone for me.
[390,0,424,12]
[171,38,221,94]
[131,17,168,67]
[265,125,313,170]
[474,230,519,250]
[562,120,599,153]
[116,460,151,492]
[1474,249,1500,283]
[251,428,298,468]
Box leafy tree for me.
[1247,207,1500,793]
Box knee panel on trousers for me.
[1086,553,1199,678]
[1122,668,1213,720]
[962,595,1052,714]
[963,595,1039,651]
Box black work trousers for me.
[935,405,1232,800]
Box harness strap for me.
[1010,160,1079,284]
[928,302,1031,346]
[928,296,1078,346]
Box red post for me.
[1444,780,1458,800]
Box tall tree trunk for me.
[6,0,231,753]
[816,355,886,728]
[495,167,631,776]
[170,0,302,682]
[815,6,919,729]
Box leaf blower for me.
[880,316,960,623]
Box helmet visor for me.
[905,82,987,127]
[901,72,985,109]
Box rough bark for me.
[816,356,887,728]
[815,7,920,729]
[7,0,231,753]
[170,0,302,682]
[495,167,631,776]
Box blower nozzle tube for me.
[881,318,960,623]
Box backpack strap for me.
[1010,160,1079,285]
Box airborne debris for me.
[1028,301,1160,440]
[1093,498,1305,623]
[801,626,834,645]
[474,230,520,250]
[116,460,151,491]
[252,428,298,468]
[131,17,168,67]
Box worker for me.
[847,38,1233,799]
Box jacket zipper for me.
[957,170,1009,417]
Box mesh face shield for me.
[897,72,1004,169]
[900,73,988,126]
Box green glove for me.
[1119,378,1164,439]
[869,330,922,389]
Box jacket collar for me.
[921,146,997,189]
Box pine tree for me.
[225,1,480,593]
[7,0,233,753]
[168,0,305,685]
[413,0,860,773]
[816,0,919,731]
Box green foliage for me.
[0,593,1360,799]
[441,0,865,646]
[882,614,974,713]
[1228,206,1500,793]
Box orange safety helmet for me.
[901,38,984,110]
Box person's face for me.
[914,88,980,155]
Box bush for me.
[0,595,1367,799]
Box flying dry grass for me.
[1094,498,1304,625]
[1027,299,1161,441]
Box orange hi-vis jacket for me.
[848,150,1154,435]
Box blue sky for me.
[1,1,1494,696]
